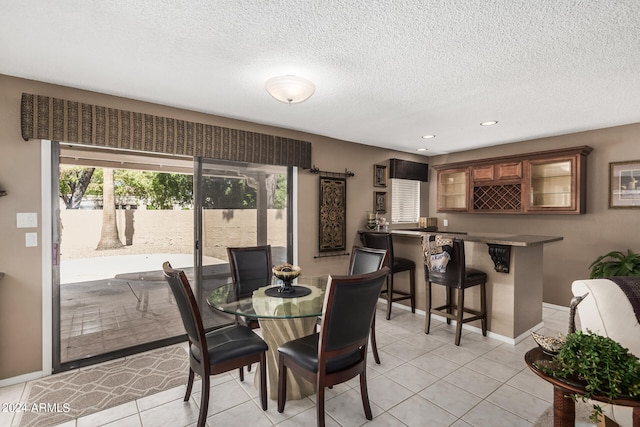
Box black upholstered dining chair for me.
[227,245,272,330]
[424,237,487,346]
[348,246,389,364]
[163,262,268,427]
[277,267,390,427]
[360,232,416,320]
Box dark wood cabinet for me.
[436,146,592,214]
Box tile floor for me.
[2,304,583,427]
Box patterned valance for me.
[20,93,311,168]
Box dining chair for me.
[227,245,273,312]
[360,232,416,320]
[162,262,268,427]
[277,267,390,427]
[348,246,389,364]
[423,236,487,346]
[227,245,272,376]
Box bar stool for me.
[361,232,415,320]
[424,236,487,346]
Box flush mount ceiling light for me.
[421,134,435,139]
[265,75,316,104]
[480,120,498,126]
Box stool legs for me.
[386,276,393,320]
[385,269,416,320]
[455,288,465,346]
[426,282,487,346]
[425,281,432,334]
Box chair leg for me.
[455,288,464,346]
[259,352,267,410]
[480,283,487,336]
[370,313,380,364]
[386,274,393,320]
[425,281,432,334]
[197,374,209,427]
[277,356,287,413]
[247,363,252,372]
[316,380,326,427]
[184,368,195,401]
[446,287,452,325]
[238,366,244,382]
[409,269,416,313]
[359,371,373,420]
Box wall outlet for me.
[17,212,38,228]
[25,232,38,247]
[443,219,449,227]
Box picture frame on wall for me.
[374,191,386,213]
[609,160,640,209]
[374,164,387,187]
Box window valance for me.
[20,93,311,168]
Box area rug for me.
[19,345,189,427]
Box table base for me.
[255,317,317,400]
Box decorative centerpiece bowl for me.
[272,263,302,294]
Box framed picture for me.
[609,160,640,209]
[374,191,386,213]
[373,164,387,187]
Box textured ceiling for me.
[1,1,640,155]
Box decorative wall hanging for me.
[610,160,640,209]
[310,166,354,256]
[319,176,347,252]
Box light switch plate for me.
[17,212,38,228]
[25,232,38,247]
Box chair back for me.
[162,262,206,352]
[360,232,395,267]
[426,238,466,288]
[348,246,389,275]
[227,245,273,298]
[319,268,390,353]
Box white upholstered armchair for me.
[571,278,640,427]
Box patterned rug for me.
[533,400,596,426]
[19,345,189,427]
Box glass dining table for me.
[207,276,327,400]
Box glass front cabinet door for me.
[437,168,469,212]
[524,156,583,213]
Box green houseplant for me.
[536,330,640,423]
[589,249,640,278]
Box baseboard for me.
[543,301,569,312]
[0,370,46,387]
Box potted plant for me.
[536,330,640,423]
[589,249,640,278]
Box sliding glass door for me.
[52,145,292,372]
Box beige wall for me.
[1,73,638,380]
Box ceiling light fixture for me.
[265,75,315,104]
[417,148,428,152]
[480,120,498,126]
[421,134,435,139]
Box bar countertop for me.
[363,229,563,247]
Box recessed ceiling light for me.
[417,148,428,152]
[421,134,435,139]
[480,121,498,126]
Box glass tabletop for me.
[206,276,327,319]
